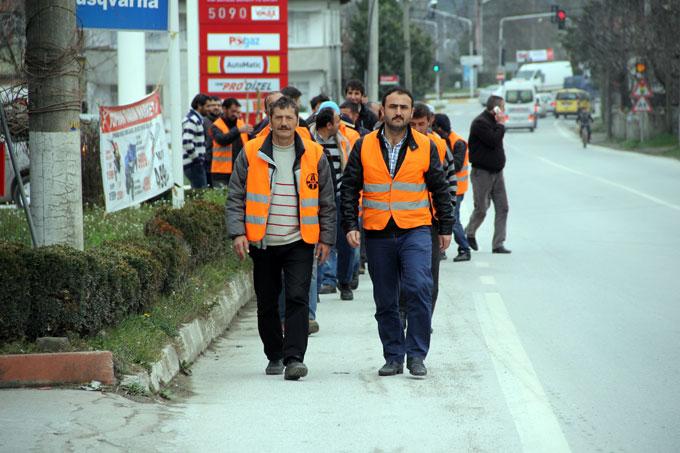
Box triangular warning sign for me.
[633,96,652,113]
[632,79,652,98]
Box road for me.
[1,100,679,452]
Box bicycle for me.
[580,126,588,148]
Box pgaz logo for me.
[228,36,261,49]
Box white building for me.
[82,0,347,116]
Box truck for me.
[514,61,573,92]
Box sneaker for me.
[308,319,319,335]
[492,246,512,254]
[406,357,427,377]
[378,361,404,376]
[265,359,284,375]
[453,251,471,262]
[467,236,478,251]
[284,360,308,380]
[319,284,336,294]
[339,283,353,301]
[440,251,447,261]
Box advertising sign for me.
[199,0,288,123]
[76,0,168,31]
[99,92,172,213]
[516,49,554,63]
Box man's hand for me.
[232,235,249,260]
[239,124,254,134]
[438,234,452,252]
[495,111,507,124]
[346,230,361,248]
[316,243,331,264]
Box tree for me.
[348,0,435,99]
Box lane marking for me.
[476,292,572,453]
[480,275,496,285]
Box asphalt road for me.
[1,101,679,452]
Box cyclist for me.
[576,107,594,143]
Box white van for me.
[515,61,573,92]
[502,80,537,132]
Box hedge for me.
[0,199,227,342]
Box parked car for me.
[554,88,591,118]
[478,84,503,106]
[502,80,538,132]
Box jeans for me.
[335,196,356,286]
[453,194,470,253]
[250,240,314,364]
[183,159,208,189]
[399,222,440,313]
[317,248,337,288]
[366,226,433,362]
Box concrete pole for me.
[403,0,412,91]
[469,40,474,98]
[187,0,200,101]
[26,0,84,249]
[117,32,146,105]
[367,0,379,101]
[169,0,185,208]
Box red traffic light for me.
[557,9,566,21]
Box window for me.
[289,12,311,46]
[505,90,534,104]
[557,92,578,100]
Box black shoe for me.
[339,283,354,300]
[358,263,366,275]
[439,251,447,261]
[319,284,336,294]
[265,359,284,375]
[467,236,478,251]
[492,246,512,254]
[378,361,404,376]
[406,357,427,377]
[453,251,471,262]
[350,275,359,290]
[284,360,308,380]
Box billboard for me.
[199,0,288,124]
[76,0,169,31]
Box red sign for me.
[631,79,652,99]
[379,75,399,85]
[632,96,653,113]
[199,0,288,124]
[496,72,506,81]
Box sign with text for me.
[76,0,168,31]
[99,92,172,213]
[199,0,288,124]
[379,75,399,85]
[516,48,554,63]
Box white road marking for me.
[480,275,496,285]
[476,292,572,453]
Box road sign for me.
[496,72,505,81]
[631,79,652,98]
[632,96,653,113]
[76,0,169,31]
[199,0,288,123]
[379,75,399,86]
[460,55,483,66]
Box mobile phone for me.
[493,106,502,115]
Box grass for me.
[0,187,246,377]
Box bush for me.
[0,198,229,342]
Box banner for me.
[99,92,172,213]
[76,0,169,31]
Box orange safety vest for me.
[361,129,432,230]
[448,131,469,195]
[339,122,360,149]
[428,131,447,164]
[244,136,323,244]
[211,118,249,174]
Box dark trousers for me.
[335,196,355,286]
[183,160,208,189]
[366,226,433,362]
[249,240,314,364]
[465,168,509,249]
[399,222,440,313]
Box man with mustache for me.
[341,87,453,377]
[227,96,336,380]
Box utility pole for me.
[367,0,379,101]
[169,0,185,209]
[26,0,84,249]
[498,13,553,75]
[403,0,412,91]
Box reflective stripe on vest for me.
[211,118,249,174]
[360,129,432,230]
[244,136,323,244]
[449,130,470,195]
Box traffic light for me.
[433,62,441,73]
[550,5,559,23]
[556,9,567,29]
[635,62,646,74]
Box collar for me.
[258,132,307,163]
[378,124,418,151]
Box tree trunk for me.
[605,69,613,140]
[26,0,84,249]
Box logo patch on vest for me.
[305,173,319,190]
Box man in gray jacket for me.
[226,96,336,381]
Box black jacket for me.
[357,104,378,131]
[468,110,506,172]
[340,126,454,238]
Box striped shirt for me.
[182,109,206,166]
[265,143,302,246]
[380,128,407,177]
[314,132,342,195]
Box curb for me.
[0,351,115,387]
[122,271,254,393]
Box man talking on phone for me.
[464,95,512,254]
